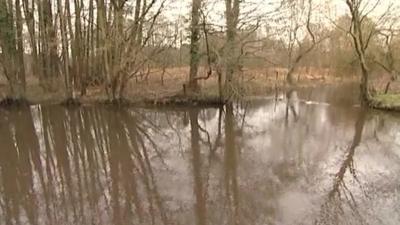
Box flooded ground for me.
[0,84,400,225]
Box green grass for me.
[371,94,400,108]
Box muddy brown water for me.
[0,84,399,225]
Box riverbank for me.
[0,80,348,108]
[0,67,358,107]
[369,94,400,111]
[2,66,400,111]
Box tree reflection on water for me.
[0,88,400,225]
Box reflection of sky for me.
[137,96,400,224]
[232,99,400,224]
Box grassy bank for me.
[370,94,400,111]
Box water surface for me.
[0,84,400,225]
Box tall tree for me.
[285,0,321,85]
[345,0,379,101]
[188,0,202,91]
[57,0,73,100]
[374,26,400,93]
[0,0,26,100]
[39,0,59,90]
[224,0,240,98]
[22,0,39,81]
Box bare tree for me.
[0,0,26,101]
[57,0,73,100]
[224,0,240,98]
[278,0,326,85]
[374,24,400,93]
[188,0,202,92]
[344,0,393,101]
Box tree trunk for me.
[38,0,58,91]
[74,0,83,90]
[22,0,39,80]
[137,0,146,45]
[188,0,201,92]
[58,0,73,99]
[224,0,240,98]
[360,63,370,102]
[15,0,26,94]
[0,0,26,100]
[286,67,296,85]
[346,0,371,103]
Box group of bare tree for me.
[0,0,399,104]
[0,0,169,103]
[343,0,398,101]
[186,0,400,101]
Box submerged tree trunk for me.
[188,0,201,92]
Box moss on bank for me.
[370,94,400,111]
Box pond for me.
[0,84,399,225]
